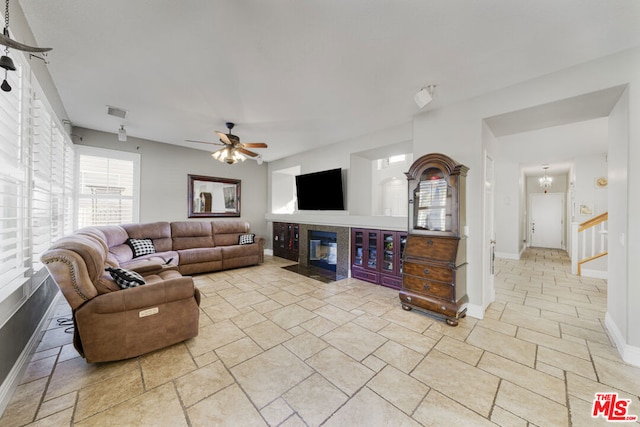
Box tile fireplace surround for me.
[298,224,350,279]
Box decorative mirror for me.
[188,174,241,217]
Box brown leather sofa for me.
[41,220,265,363]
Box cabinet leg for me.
[445,318,459,327]
[402,304,412,311]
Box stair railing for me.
[571,212,608,276]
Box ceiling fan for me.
[187,122,268,165]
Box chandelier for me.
[211,147,246,165]
[539,165,553,193]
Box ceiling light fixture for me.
[414,84,436,108]
[118,125,127,142]
[539,165,553,193]
[211,146,246,165]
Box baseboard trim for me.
[0,292,60,417]
[605,312,640,367]
[466,303,484,320]
[495,252,520,260]
[580,268,608,280]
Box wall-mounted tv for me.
[295,168,345,210]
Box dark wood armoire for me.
[400,153,469,326]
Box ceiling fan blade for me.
[242,142,268,148]
[186,139,224,146]
[238,148,259,157]
[215,131,232,145]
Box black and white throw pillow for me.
[238,233,255,245]
[126,238,156,258]
[105,267,146,289]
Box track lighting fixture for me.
[118,125,127,142]
[414,85,436,108]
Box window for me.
[0,50,75,306]
[76,146,140,228]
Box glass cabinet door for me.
[382,232,394,274]
[353,230,364,266]
[399,233,407,274]
[414,167,453,232]
[367,231,378,269]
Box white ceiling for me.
[18,0,640,162]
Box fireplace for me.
[287,224,349,281]
[308,230,338,272]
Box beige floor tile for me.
[45,357,138,401]
[283,373,348,426]
[516,327,591,360]
[187,384,266,427]
[34,327,74,354]
[495,381,568,427]
[0,377,48,427]
[20,355,57,384]
[280,414,307,427]
[352,313,391,332]
[306,347,375,396]
[561,323,611,345]
[26,407,74,427]
[542,310,604,332]
[261,398,294,426]
[374,340,424,374]
[140,343,196,389]
[537,346,597,380]
[592,356,640,396]
[36,391,76,420]
[297,315,337,337]
[362,354,387,373]
[323,293,364,311]
[175,360,235,407]
[323,387,422,427]
[378,322,437,354]
[231,345,313,408]
[412,350,499,417]
[185,320,245,357]
[244,320,293,350]
[283,331,329,360]
[313,304,356,325]
[251,299,284,314]
[265,304,317,329]
[296,296,326,311]
[230,309,268,329]
[74,367,144,422]
[215,336,263,367]
[466,326,537,367]
[269,290,301,306]
[491,405,528,427]
[357,300,394,317]
[383,307,435,333]
[499,306,561,337]
[367,365,429,415]
[434,335,484,366]
[413,390,497,427]
[568,395,621,426]
[322,322,387,361]
[76,382,187,427]
[202,300,241,322]
[224,289,270,309]
[478,352,566,404]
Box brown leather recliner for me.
[41,232,201,363]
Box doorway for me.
[529,193,564,248]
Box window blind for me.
[76,147,139,228]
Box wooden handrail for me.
[578,212,608,232]
[577,251,608,276]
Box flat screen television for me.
[295,168,345,210]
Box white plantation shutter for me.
[0,59,29,294]
[0,50,75,304]
[76,146,140,228]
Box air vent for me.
[106,106,128,119]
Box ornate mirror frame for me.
[188,174,241,218]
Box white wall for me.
[494,159,521,258]
[74,128,269,240]
[572,153,609,221]
[413,47,640,363]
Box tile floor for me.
[2,248,640,426]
